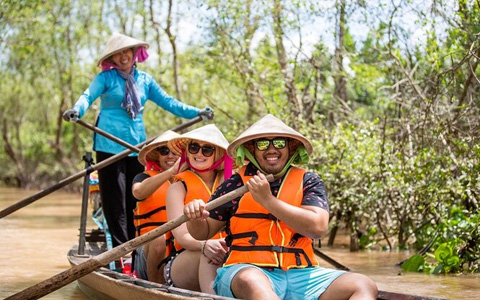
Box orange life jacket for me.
[223,166,319,270]
[166,170,225,254]
[133,169,170,236]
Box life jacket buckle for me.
[272,246,284,253]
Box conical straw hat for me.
[97,32,149,66]
[227,114,313,158]
[168,124,229,156]
[138,130,180,166]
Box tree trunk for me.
[327,210,342,246]
[272,0,300,128]
[333,0,348,120]
[148,0,163,80]
[164,0,181,100]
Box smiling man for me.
[183,114,378,300]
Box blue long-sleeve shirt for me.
[73,69,200,156]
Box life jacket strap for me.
[234,213,277,221]
[229,245,313,267]
[225,231,258,246]
[135,222,166,236]
[134,206,166,219]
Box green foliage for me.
[401,208,479,274]
[401,254,425,272]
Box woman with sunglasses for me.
[164,124,233,294]
[131,130,180,283]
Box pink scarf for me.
[177,150,233,181]
[146,161,164,172]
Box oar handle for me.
[75,120,141,153]
[5,174,274,300]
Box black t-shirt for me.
[133,172,150,184]
[132,172,150,201]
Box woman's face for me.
[111,48,134,73]
[186,140,216,171]
[156,146,178,170]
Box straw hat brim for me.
[138,130,180,166]
[168,124,229,156]
[96,33,149,66]
[227,114,313,158]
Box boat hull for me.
[68,242,445,300]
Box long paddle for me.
[75,119,141,153]
[5,174,275,300]
[313,247,350,271]
[0,116,203,219]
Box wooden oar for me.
[313,247,350,271]
[5,174,274,300]
[0,116,203,219]
[75,119,141,153]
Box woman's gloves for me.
[198,107,214,120]
[62,109,79,121]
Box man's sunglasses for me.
[255,138,287,151]
[156,146,172,156]
[188,142,215,157]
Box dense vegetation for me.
[1,0,478,273]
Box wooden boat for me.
[68,231,446,300]
[68,234,232,300]
[68,171,445,300]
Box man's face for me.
[253,137,289,174]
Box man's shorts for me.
[133,246,148,280]
[213,264,346,300]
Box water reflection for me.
[0,187,89,299]
[0,187,478,299]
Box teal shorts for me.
[213,264,346,300]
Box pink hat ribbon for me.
[101,46,149,71]
[177,150,233,181]
[146,161,164,172]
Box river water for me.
[0,187,479,299]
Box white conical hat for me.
[168,124,229,156]
[96,32,149,66]
[227,114,313,158]
[138,130,180,166]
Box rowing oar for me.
[5,174,275,300]
[0,116,202,219]
[313,247,350,271]
[75,119,141,153]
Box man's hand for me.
[62,109,79,122]
[246,171,274,207]
[183,199,210,220]
[198,107,214,120]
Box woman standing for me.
[63,32,212,247]
[164,124,232,293]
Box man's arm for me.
[246,171,329,239]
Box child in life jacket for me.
[132,130,180,283]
